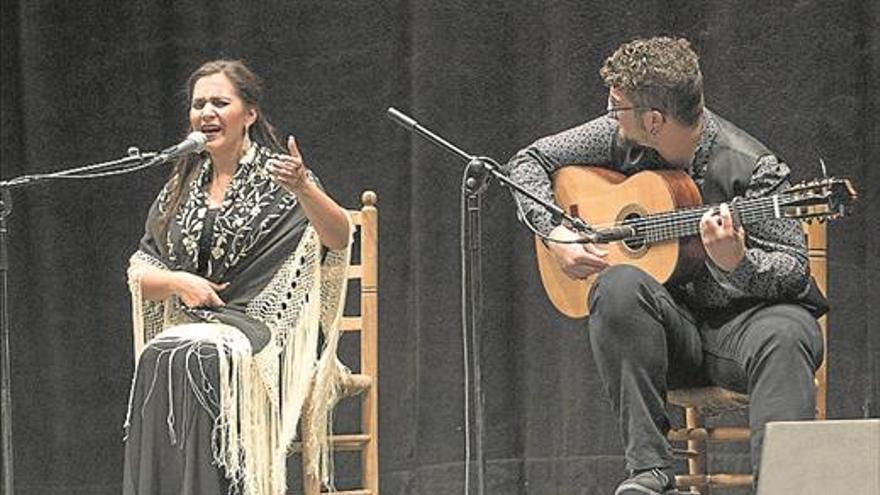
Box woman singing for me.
[123,59,353,495]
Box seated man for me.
[503,36,825,495]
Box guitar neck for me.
[635,193,790,244]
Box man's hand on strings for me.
[700,202,746,272]
[546,224,610,279]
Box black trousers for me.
[587,265,823,476]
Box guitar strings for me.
[610,205,777,242]
[580,194,791,242]
[584,196,777,232]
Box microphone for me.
[139,131,207,169]
[159,131,207,160]
[592,225,637,243]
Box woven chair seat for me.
[668,386,749,417]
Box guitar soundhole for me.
[621,212,645,252]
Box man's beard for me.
[617,123,651,149]
[618,133,643,150]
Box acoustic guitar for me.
[534,165,857,319]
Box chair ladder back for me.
[300,191,379,495]
[804,217,827,420]
[358,191,380,495]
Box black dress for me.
[123,145,325,495]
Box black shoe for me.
[614,468,676,495]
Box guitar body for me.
[535,166,704,319]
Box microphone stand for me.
[386,108,591,495]
[0,147,158,494]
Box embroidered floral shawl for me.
[126,143,351,494]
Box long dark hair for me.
[156,59,285,246]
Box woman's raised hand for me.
[268,136,310,194]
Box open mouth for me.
[201,124,222,139]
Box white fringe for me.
[126,224,353,495]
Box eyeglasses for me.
[604,105,655,120]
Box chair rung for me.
[340,317,361,331]
[330,433,372,451]
[322,490,371,495]
[667,426,750,443]
[341,374,372,397]
[672,448,699,458]
[675,473,753,487]
[289,433,372,454]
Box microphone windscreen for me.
[187,131,207,152]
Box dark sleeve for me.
[501,116,619,235]
[135,178,177,266]
[137,197,167,261]
[708,155,811,299]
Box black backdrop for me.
[2,1,878,493]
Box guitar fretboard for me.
[628,194,791,244]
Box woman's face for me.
[189,72,256,158]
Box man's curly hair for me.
[600,36,704,126]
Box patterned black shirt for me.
[502,109,811,311]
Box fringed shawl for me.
[125,143,351,494]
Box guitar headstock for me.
[782,177,858,221]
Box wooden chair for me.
[296,191,380,495]
[667,218,828,493]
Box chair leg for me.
[301,383,321,495]
[686,407,706,495]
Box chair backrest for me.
[290,191,379,495]
[296,191,380,495]
[341,191,380,493]
[804,218,827,419]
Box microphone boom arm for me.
[0,147,160,190]
[0,131,206,190]
[386,107,593,234]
